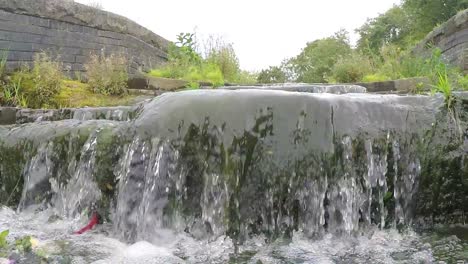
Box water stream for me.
[0,88,467,263]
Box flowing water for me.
[0,87,467,263]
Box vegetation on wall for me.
[149,32,258,87]
[0,51,133,109]
[84,52,129,96]
[257,0,467,92]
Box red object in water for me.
[74,212,100,235]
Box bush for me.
[149,62,224,87]
[29,53,64,108]
[0,78,27,107]
[203,36,240,83]
[149,32,247,86]
[456,74,468,90]
[84,52,128,96]
[330,52,373,83]
[257,66,287,83]
[5,52,64,108]
[361,73,392,82]
[237,70,258,85]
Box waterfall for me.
[0,89,466,244]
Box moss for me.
[53,80,137,108]
[0,143,26,207]
[93,128,124,220]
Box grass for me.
[54,80,137,108]
[431,67,454,109]
[148,62,224,87]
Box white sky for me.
[75,0,401,71]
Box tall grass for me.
[431,66,454,109]
[0,50,8,77]
[149,32,251,87]
[84,51,128,96]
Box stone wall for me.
[415,9,468,73]
[0,0,170,75]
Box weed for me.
[84,51,128,96]
[0,230,8,249]
[0,77,23,106]
[431,67,454,108]
[0,50,8,78]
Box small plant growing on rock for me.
[2,52,63,108]
[431,66,454,109]
[29,52,64,108]
[84,52,128,96]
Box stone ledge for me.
[127,76,188,91]
[356,77,431,93]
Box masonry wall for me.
[416,9,468,73]
[0,0,169,75]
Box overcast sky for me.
[75,0,401,71]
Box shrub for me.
[257,66,287,83]
[330,52,373,83]
[237,70,258,85]
[361,73,392,82]
[84,52,128,96]
[28,53,64,108]
[149,32,245,86]
[0,78,27,107]
[4,52,64,108]
[456,74,468,90]
[203,35,240,83]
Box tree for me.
[288,30,352,83]
[257,66,287,83]
[356,6,412,55]
[403,0,468,35]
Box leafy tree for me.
[288,30,352,83]
[403,0,468,34]
[330,52,373,83]
[356,6,413,55]
[257,66,287,83]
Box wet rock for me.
[221,84,367,94]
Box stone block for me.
[146,76,188,91]
[8,51,34,61]
[0,40,33,52]
[0,107,17,125]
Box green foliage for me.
[330,52,373,83]
[403,0,468,35]
[261,0,465,87]
[150,32,252,86]
[30,53,64,108]
[0,230,8,249]
[456,74,468,90]
[54,80,137,108]
[288,30,352,83]
[357,1,467,55]
[149,62,224,87]
[356,6,415,55]
[204,36,240,83]
[431,65,454,108]
[1,52,64,108]
[237,70,258,85]
[15,236,32,252]
[257,66,287,83]
[361,73,392,83]
[84,52,128,96]
[0,78,27,107]
[0,50,8,78]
